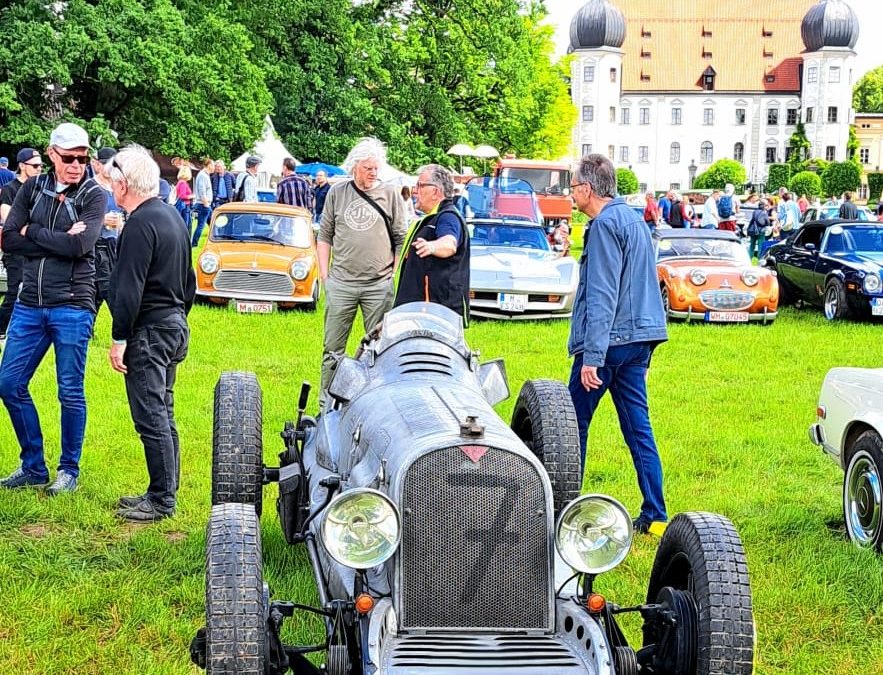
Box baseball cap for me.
[0,157,8,166]
[49,122,90,150]
[245,156,262,168]
[16,148,40,164]
[96,147,117,163]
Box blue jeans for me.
[175,199,191,231]
[191,204,212,247]
[0,304,94,480]
[568,343,667,523]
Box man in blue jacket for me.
[567,154,669,535]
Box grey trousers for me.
[321,275,394,400]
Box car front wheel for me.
[843,431,883,551]
[824,278,851,321]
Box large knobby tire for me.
[645,512,754,675]
[843,430,883,552]
[510,379,581,515]
[824,278,851,321]
[213,371,264,516]
[205,503,268,675]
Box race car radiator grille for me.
[214,270,293,296]
[400,446,550,630]
[699,290,754,311]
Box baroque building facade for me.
[569,0,859,193]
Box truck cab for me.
[494,158,573,229]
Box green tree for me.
[853,65,883,113]
[821,161,862,197]
[766,164,791,193]
[788,171,822,198]
[692,159,747,189]
[616,167,638,195]
[846,125,859,161]
[787,122,811,170]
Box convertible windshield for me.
[657,237,750,264]
[464,177,543,224]
[211,212,312,248]
[497,167,571,196]
[818,207,870,221]
[825,226,883,253]
[468,224,551,251]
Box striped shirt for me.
[276,174,314,210]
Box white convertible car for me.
[809,367,883,551]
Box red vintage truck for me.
[493,158,573,229]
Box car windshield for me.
[464,177,543,224]
[819,207,870,221]
[211,212,312,248]
[657,237,750,264]
[497,167,571,196]
[468,223,551,251]
[825,226,883,254]
[375,302,467,355]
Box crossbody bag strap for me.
[350,181,395,253]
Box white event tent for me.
[232,116,299,188]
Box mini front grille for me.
[699,290,754,311]
[214,270,293,296]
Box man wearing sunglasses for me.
[0,122,106,496]
[0,148,44,339]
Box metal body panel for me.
[814,367,883,470]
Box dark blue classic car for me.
[762,220,883,320]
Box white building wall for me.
[800,47,856,162]
[571,47,624,164]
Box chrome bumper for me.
[668,306,777,323]
[195,289,313,303]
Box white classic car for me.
[809,367,883,551]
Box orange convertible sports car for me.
[655,229,778,324]
[196,202,319,312]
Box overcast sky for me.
[543,0,883,79]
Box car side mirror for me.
[805,243,817,253]
[327,357,369,403]
[478,358,509,406]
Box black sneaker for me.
[117,493,148,509]
[0,467,50,489]
[115,497,175,523]
[46,470,78,496]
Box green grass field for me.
[0,297,881,674]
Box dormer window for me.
[762,27,773,37]
[641,26,651,38]
[702,66,716,91]
[702,27,712,37]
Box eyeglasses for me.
[111,158,127,182]
[416,182,439,190]
[23,162,43,168]
[571,182,588,189]
[55,151,90,165]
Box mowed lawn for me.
[0,295,881,674]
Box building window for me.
[609,106,616,122]
[826,145,835,161]
[638,146,649,163]
[621,107,630,125]
[641,49,651,59]
[703,108,714,125]
[702,68,715,90]
[608,145,615,159]
[701,141,713,163]
[767,109,779,125]
[620,146,629,163]
[639,183,647,194]
[582,105,594,122]
[860,147,870,164]
[610,68,617,82]
[702,26,712,37]
[787,108,798,125]
[806,107,814,123]
[672,107,682,125]
[765,147,777,163]
[670,182,681,191]
[762,27,773,37]
[670,142,680,163]
[581,144,592,157]
[735,108,746,125]
[641,27,651,38]
[807,67,817,83]
[639,107,650,125]
[734,143,744,162]
[829,66,840,83]
[827,106,838,123]
[785,146,794,162]
[583,65,595,83]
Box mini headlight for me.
[321,488,401,569]
[555,494,633,575]
[741,270,759,287]
[291,260,310,280]
[864,274,881,294]
[199,254,219,274]
[689,269,707,286]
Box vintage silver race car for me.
[809,367,883,551]
[190,302,755,675]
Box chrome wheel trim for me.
[845,454,882,547]
[824,286,838,320]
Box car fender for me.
[817,367,883,470]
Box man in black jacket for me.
[107,145,196,522]
[0,122,105,495]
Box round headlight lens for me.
[741,270,759,287]
[291,260,310,280]
[321,489,401,569]
[689,269,707,286]
[555,495,633,575]
[199,254,219,274]
[864,274,881,294]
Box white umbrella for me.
[473,144,499,159]
[447,144,474,173]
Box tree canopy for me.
[853,65,883,113]
[692,159,747,190]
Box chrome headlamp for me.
[199,253,219,274]
[863,274,881,294]
[321,488,401,569]
[555,494,633,575]
[689,269,707,286]
[291,260,311,280]
[741,270,759,287]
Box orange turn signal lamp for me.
[586,593,606,614]
[355,593,375,615]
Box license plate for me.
[234,301,274,314]
[706,311,749,322]
[498,293,527,312]
[872,298,883,316]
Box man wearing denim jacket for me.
[567,154,669,535]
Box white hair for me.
[107,144,159,198]
[341,137,388,175]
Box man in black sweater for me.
[106,145,196,522]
